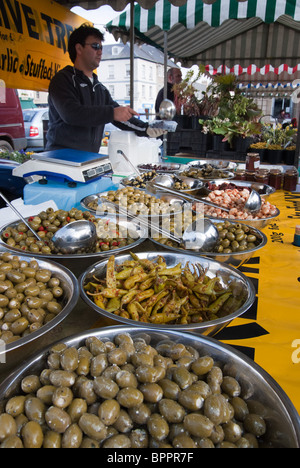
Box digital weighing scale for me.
[12,149,117,211]
[13,149,112,184]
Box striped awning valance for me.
[107,0,300,70]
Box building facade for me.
[99,43,176,119]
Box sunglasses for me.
[85,43,103,51]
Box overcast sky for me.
[71,5,127,43]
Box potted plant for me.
[172,66,219,129]
[0,149,33,164]
[257,123,297,164]
[199,74,262,152]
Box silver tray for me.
[81,190,187,219]
[0,215,147,260]
[79,251,255,336]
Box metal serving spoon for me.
[0,192,97,254]
[99,199,219,252]
[150,175,262,214]
[139,99,176,120]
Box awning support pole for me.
[130,0,134,108]
[163,31,168,157]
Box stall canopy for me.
[106,0,300,72]
[54,0,189,11]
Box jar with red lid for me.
[246,153,260,171]
[269,169,283,190]
[283,169,298,192]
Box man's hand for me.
[114,106,139,122]
[146,127,167,138]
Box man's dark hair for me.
[68,23,104,63]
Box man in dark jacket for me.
[46,24,164,153]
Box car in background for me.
[23,108,49,151]
[0,88,27,152]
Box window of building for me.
[142,85,146,98]
[108,65,114,79]
[125,64,130,78]
[149,66,153,80]
[126,84,130,97]
[108,85,115,98]
[142,64,146,79]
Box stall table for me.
[0,188,299,417]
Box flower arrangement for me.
[0,149,33,164]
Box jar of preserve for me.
[235,169,246,180]
[246,153,260,171]
[269,169,283,190]
[254,169,269,184]
[283,169,298,192]
[245,170,256,181]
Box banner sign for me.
[0,0,89,91]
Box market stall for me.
[0,0,300,450]
[0,152,300,448]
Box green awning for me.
[106,0,300,71]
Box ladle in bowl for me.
[51,220,98,254]
[0,192,97,254]
[100,199,219,252]
[150,175,262,214]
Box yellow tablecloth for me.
[217,189,300,415]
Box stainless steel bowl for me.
[1,325,299,447]
[0,247,79,378]
[0,216,147,277]
[151,174,204,196]
[205,208,280,229]
[178,169,235,181]
[79,251,255,336]
[81,191,186,219]
[120,173,157,190]
[204,179,276,198]
[137,162,182,173]
[185,160,237,170]
[150,219,268,268]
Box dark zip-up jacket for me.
[46,66,149,153]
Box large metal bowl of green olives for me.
[150,219,267,268]
[0,326,299,448]
[0,248,79,378]
[0,208,147,277]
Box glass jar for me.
[283,169,298,192]
[254,169,269,184]
[246,153,260,171]
[245,170,256,181]
[235,169,246,180]
[269,169,283,190]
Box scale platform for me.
[13,149,112,184]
